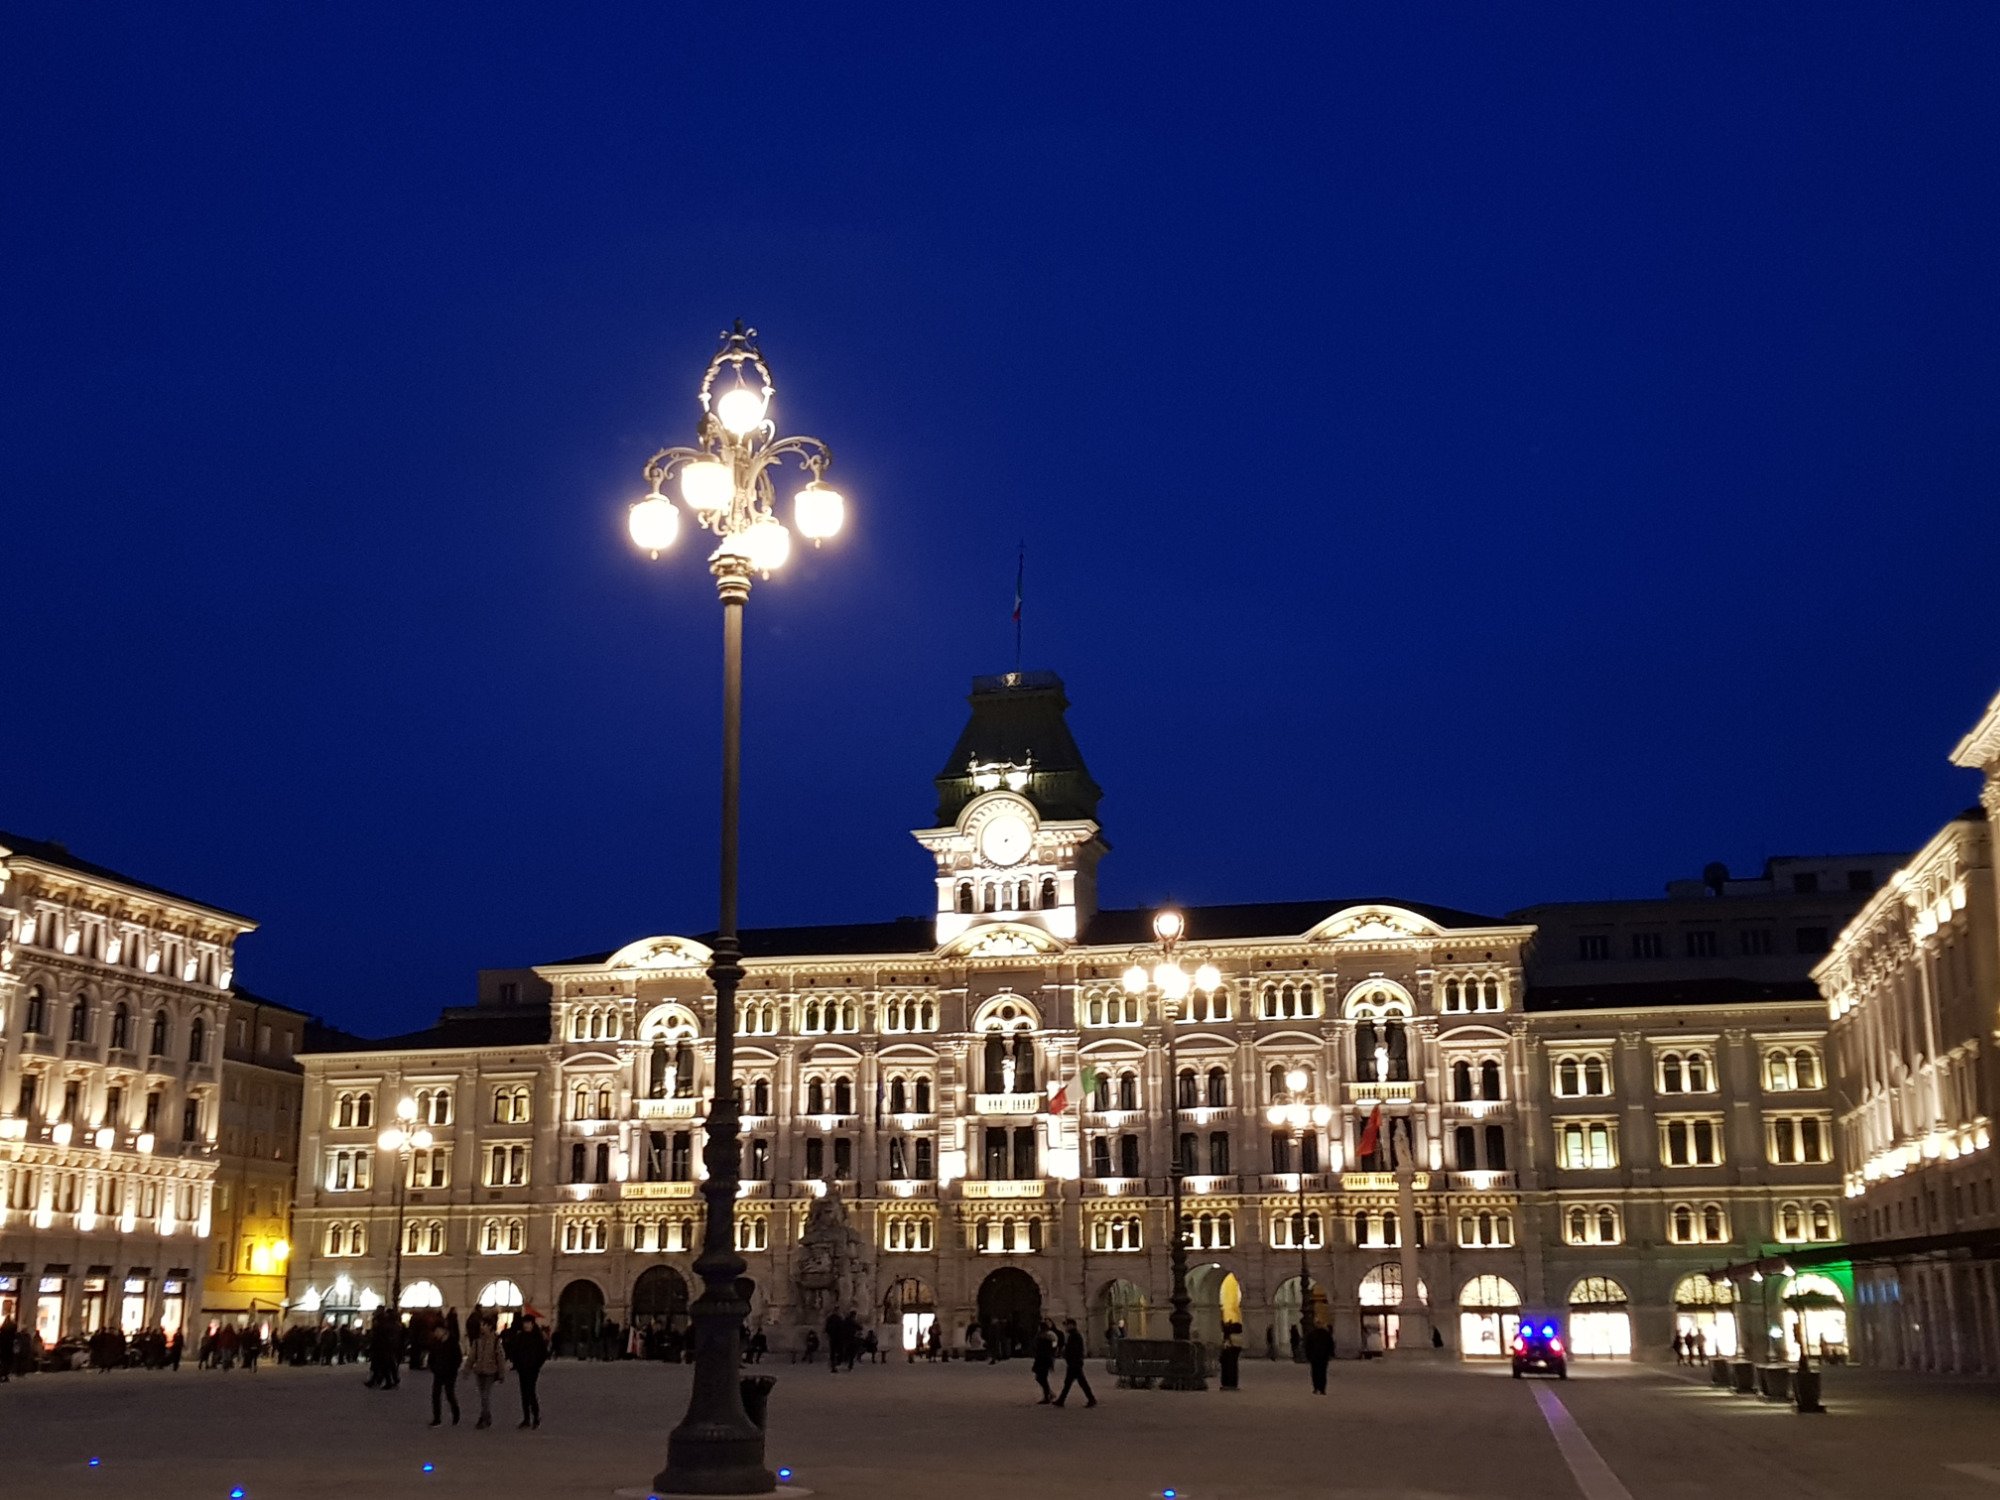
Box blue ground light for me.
[230,1488,246,1498]
[422,1463,435,1473]
[87,1458,101,1468]
[777,1468,793,1483]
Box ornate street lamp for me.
[1265,1069,1333,1346]
[1121,908,1222,1388]
[626,323,845,1495]
[377,1098,431,1315]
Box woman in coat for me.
[464,1310,506,1429]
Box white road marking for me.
[1532,1383,1637,1500]
[1947,1464,2000,1486]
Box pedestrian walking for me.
[428,1312,463,1426]
[843,1311,862,1371]
[926,1322,942,1362]
[1031,1319,1058,1403]
[505,1312,548,1428]
[1304,1322,1334,1394]
[824,1311,845,1374]
[1053,1318,1096,1408]
[466,1311,505,1428]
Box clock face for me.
[979,813,1033,867]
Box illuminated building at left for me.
[0,831,253,1343]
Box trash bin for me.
[740,1374,777,1429]
[1794,1356,1824,1414]
[1709,1356,1730,1387]
[1218,1346,1241,1391]
[1730,1360,1757,1394]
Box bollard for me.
[1794,1354,1824,1414]
[739,1374,777,1429]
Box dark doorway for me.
[631,1265,690,1327]
[977,1266,1041,1359]
[556,1278,606,1354]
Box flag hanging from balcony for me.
[1046,1074,1068,1115]
[1356,1102,1383,1164]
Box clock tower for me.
[913,671,1106,946]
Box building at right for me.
[1816,689,2000,1373]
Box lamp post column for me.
[390,1145,409,1313]
[1164,1017,1192,1347]
[659,553,767,1495]
[1295,1141,1314,1338]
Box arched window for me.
[111,1002,131,1050]
[888,1077,907,1113]
[751,1078,770,1115]
[1479,1059,1502,1100]
[1661,1053,1684,1092]
[983,1036,1006,1094]
[833,1076,854,1116]
[1354,1020,1378,1080]
[1793,1050,1818,1089]
[1011,1035,1036,1093]
[1596,1207,1617,1243]
[1205,1067,1228,1107]
[1557,1057,1579,1094]
[648,1040,669,1099]
[1702,1203,1725,1241]
[1451,1061,1473,1101]
[1484,1124,1508,1170]
[1090,1137,1112,1177]
[1583,1056,1605,1094]
[1567,1206,1587,1242]
[1208,1132,1230,1174]
[150,1011,169,1055]
[1454,1126,1476,1169]
[1040,876,1057,908]
[1118,1133,1141,1176]
[956,881,974,913]
[1671,1204,1695,1242]
[674,1041,695,1098]
[1176,1068,1198,1109]
[1686,1052,1709,1091]
[68,999,89,1042]
[915,1077,932,1112]
[1384,1021,1409,1081]
[570,1143,587,1182]
[806,1079,826,1115]
[1766,1051,1790,1089]
[1117,1072,1138,1111]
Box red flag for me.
[1046,1076,1068,1115]
[1356,1103,1383,1163]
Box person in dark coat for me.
[1030,1319,1059,1403]
[428,1311,463,1425]
[823,1312,846,1374]
[504,1313,548,1428]
[1304,1322,1334,1394]
[1052,1318,1096,1408]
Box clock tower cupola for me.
[913,671,1106,947]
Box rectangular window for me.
[1739,928,1774,956]
[1684,931,1718,958]
[1631,933,1664,959]
[1558,1122,1615,1169]
[1662,1119,1721,1167]
[1577,935,1609,961]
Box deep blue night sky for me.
[6,6,1998,1036]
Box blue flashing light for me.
[1542,1325,1556,1338]
[231,1490,247,1499]
[777,1469,793,1483]
[1165,1490,1180,1498]
[88,1458,102,1468]
[422,1464,435,1474]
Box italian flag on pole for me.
[1049,1061,1097,1116]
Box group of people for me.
[0,1320,190,1377]
[813,1309,889,1370]
[389,1307,549,1430]
[1672,1331,1712,1364]
[1027,1318,1097,1407]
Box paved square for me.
[7,1356,2000,1500]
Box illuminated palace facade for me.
[0,833,253,1343]
[289,673,1847,1361]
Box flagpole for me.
[1012,542,1024,673]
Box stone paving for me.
[6,1355,2000,1500]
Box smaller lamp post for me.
[378,1098,432,1315]
[1121,910,1223,1382]
[1265,1070,1333,1345]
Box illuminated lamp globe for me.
[94,1126,114,1150]
[1121,964,1149,995]
[715,385,769,437]
[794,481,845,543]
[1286,1067,1310,1094]
[1311,1104,1334,1128]
[1265,1105,1287,1127]
[413,1128,434,1151]
[1151,909,1186,943]
[1194,962,1221,993]
[742,515,792,574]
[1154,961,1191,1001]
[378,1128,401,1151]
[680,458,733,515]
[628,493,679,554]
[396,1097,418,1123]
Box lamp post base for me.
[654,1425,774,1498]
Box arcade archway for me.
[557,1279,606,1352]
[1092,1278,1148,1352]
[631,1266,690,1328]
[1186,1263,1243,1345]
[1567,1276,1631,1358]
[1672,1273,1737,1358]
[1358,1263,1427,1352]
[1272,1276,1331,1358]
[977,1267,1041,1358]
[883,1276,936,1354]
[1457,1274,1521,1358]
